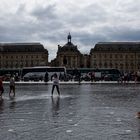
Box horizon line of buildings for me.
[0,33,140,72]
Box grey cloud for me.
[92,25,140,42]
[71,31,108,46]
[29,4,65,40]
[69,25,140,50]
[109,28,140,41]
[119,1,140,13]
[0,3,63,43]
[0,0,140,61]
[62,3,108,28]
[16,3,26,14]
[31,4,57,20]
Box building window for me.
[99,63,102,67]
[93,62,97,67]
[104,62,107,68]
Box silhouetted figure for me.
[51,73,60,96]
[0,98,4,113]
[9,75,15,97]
[44,72,49,82]
[77,70,81,84]
[136,71,140,83]
[0,77,4,98]
[137,112,140,119]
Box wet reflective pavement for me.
[0,84,140,140]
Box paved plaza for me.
[0,83,140,140]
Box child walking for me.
[9,75,15,97]
[51,73,60,96]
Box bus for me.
[67,68,120,74]
[66,68,121,81]
[21,66,66,81]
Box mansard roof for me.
[57,34,81,53]
[0,42,48,52]
[91,42,140,52]
[63,41,75,48]
[58,42,80,53]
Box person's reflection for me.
[51,96,60,116]
[9,97,16,109]
[138,116,140,138]
[0,99,4,113]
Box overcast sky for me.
[0,0,140,61]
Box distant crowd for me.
[44,71,140,84]
[1,71,140,83]
[0,74,15,98]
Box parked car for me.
[81,74,91,81]
[23,72,45,81]
[104,74,120,81]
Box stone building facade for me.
[0,43,48,69]
[51,33,90,68]
[2,37,140,73]
[90,42,140,72]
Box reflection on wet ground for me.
[0,84,140,140]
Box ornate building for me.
[0,43,48,69]
[90,42,140,72]
[51,33,90,68]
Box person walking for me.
[9,75,15,97]
[51,73,60,96]
[44,71,49,82]
[0,77,4,98]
